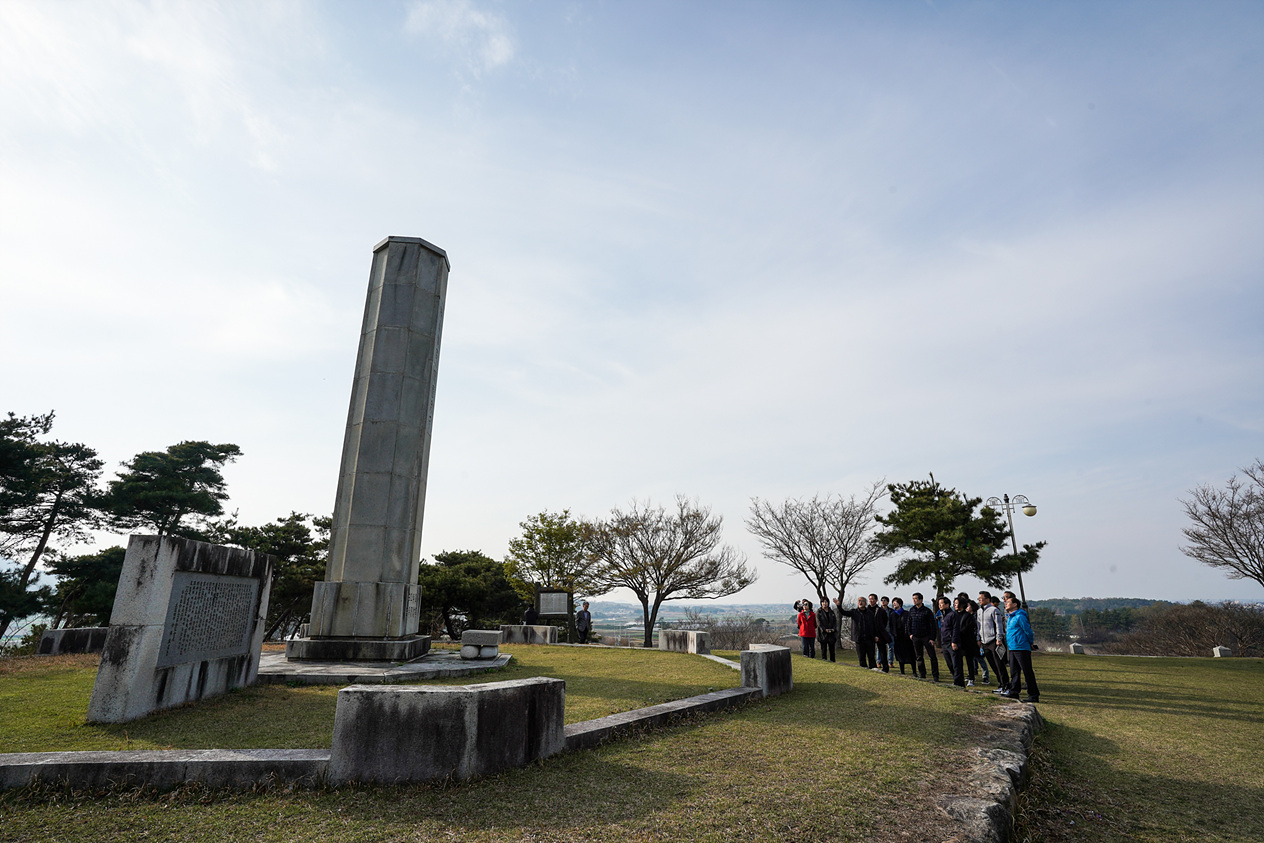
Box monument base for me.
[285,634,431,662]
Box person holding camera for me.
[796,600,817,657]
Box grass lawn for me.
[1013,653,1264,843]
[0,646,743,752]
[0,650,999,842]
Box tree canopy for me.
[46,545,127,628]
[418,550,522,640]
[504,509,607,601]
[874,475,1044,598]
[0,411,104,639]
[215,512,329,640]
[587,496,756,647]
[102,441,241,539]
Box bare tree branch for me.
[588,496,756,647]
[746,480,889,607]
[1180,459,1264,590]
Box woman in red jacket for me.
[797,600,817,657]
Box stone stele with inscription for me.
[87,535,274,724]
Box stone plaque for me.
[87,535,274,723]
[538,591,568,616]
[157,573,261,667]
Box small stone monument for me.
[87,535,274,723]
[288,236,449,662]
[1213,645,1231,658]
[460,629,501,660]
[1069,642,1085,654]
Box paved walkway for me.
[256,649,512,685]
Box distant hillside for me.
[587,602,792,622]
[1029,597,1174,615]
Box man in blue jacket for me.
[1001,594,1040,703]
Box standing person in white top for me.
[978,591,1009,690]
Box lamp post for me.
[985,493,1037,607]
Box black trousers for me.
[942,644,960,684]
[911,636,939,679]
[819,639,836,661]
[962,648,978,681]
[875,639,890,671]
[855,641,875,668]
[982,642,1009,687]
[1007,649,1040,700]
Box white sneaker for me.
[966,680,975,687]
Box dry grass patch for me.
[1013,653,1264,843]
[1,651,1000,843]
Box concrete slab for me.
[256,649,512,685]
[564,687,760,752]
[0,749,327,791]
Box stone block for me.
[461,630,502,646]
[328,677,565,784]
[658,629,710,655]
[37,627,109,656]
[87,536,273,724]
[499,624,558,644]
[1069,643,1085,654]
[306,580,420,639]
[284,635,430,662]
[741,644,792,697]
[1213,645,1232,657]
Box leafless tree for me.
[676,608,783,650]
[587,496,756,647]
[746,480,889,608]
[1180,459,1264,590]
[1103,601,1264,657]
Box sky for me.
[2,0,1261,608]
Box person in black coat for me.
[889,597,916,674]
[836,596,875,669]
[953,596,979,686]
[905,593,940,681]
[938,596,961,685]
[815,601,838,662]
[868,594,891,672]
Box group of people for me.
[794,589,1040,703]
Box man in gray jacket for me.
[977,590,1009,688]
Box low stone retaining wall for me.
[0,749,327,791]
[329,678,565,784]
[658,629,710,655]
[565,687,759,752]
[37,628,109,656]
[741,644,792,697]
[1,645,793,792]
[499,625,558,644]
[939,703,1044,843]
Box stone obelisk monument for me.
[287,236,448,661]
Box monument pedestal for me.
[286,634,431,662]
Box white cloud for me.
[404,0,515,75]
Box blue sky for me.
[2,1,1261,606]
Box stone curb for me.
[0,685,764,793]
[563,686,761,752]
[937,703,1045,843]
